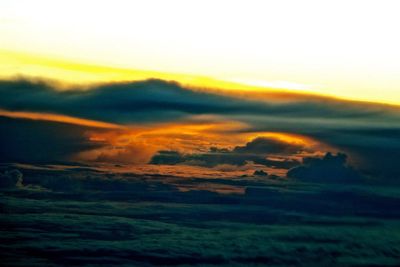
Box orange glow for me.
[0,107,329,168]
[74,131,311,176]
[0,109,122,129]
[76,117,328,165]
[76,119,247,164]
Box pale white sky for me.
[1,0,400,104]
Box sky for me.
[1,0,400,104]
[1,1,400,181]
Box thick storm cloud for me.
[0,116,104,163]
[233,137,305,155]
[287,152,363,183]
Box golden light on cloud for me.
[0,109,121,129]
[83,118,248,155]
[76,116,329,165]
[0,107,327,165]
[0,49,277,92]
[74,119,246,164]
[245,132,311,147]
[0,104,334,178]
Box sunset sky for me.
[1,0,400,104]
[1,0,400,180]
[2,2,400,265]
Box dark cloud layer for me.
[0,116,102,163]
[1,78,400,179]
[2,165,400,266]
[0,169,23,188]
[233,137,304,155]
[150,137,303,169]
[151,150,299,168]
[0,79,256,123]
[287,152,362,183]
[1,79,399,126]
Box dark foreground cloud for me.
[233,137,305,155]
[0,116,103,163]
[0,169,23,188]
[287,152,363,183]
[312,129,400,180]
[1,166,400,266]
[1,78,400,179]
[152,150,279,168]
